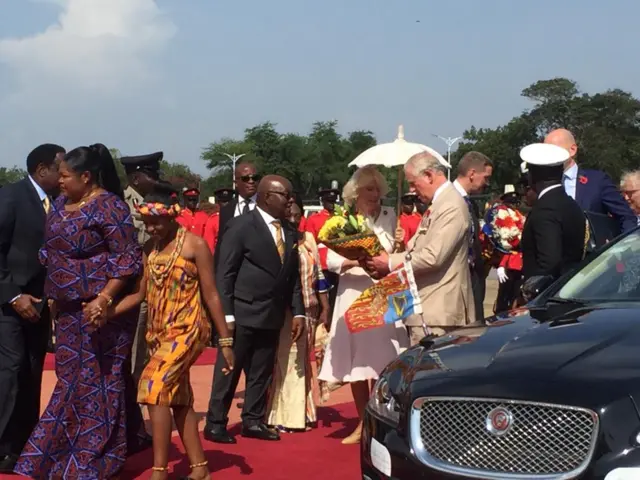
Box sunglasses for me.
[240,174,261,183]
[268,190,292,200]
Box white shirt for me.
[452,179,468,198]
[10,177,48,304]
[538,184,563,199]
[225,206,300,324]
[234,194,257,217]
[563,164,578,200]
[29,175,47,203]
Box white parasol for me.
[348,125,450,250]
[349,125,450,169]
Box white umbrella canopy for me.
[348,125,451,169]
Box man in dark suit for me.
[452,151,493,321]
[204,175,305,443]
[212,162,260,268]
[544,128,636,234]
[520,143,587,282]
[0,144,64,472]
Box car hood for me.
[393,303,640,408]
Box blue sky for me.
[0,0,638,175]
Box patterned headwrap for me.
[135,202,182,217]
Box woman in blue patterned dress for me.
[14,144,143,479]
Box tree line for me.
[3,77,639,201]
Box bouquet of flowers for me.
[481,203,526,254]
[317,205,383,260]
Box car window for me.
[556,231,640,302]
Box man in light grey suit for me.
[367,152,476,345]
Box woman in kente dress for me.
[14,145,143,479]
[114,184,234,480]
[266,199,330,432]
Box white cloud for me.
[0,0,176,97]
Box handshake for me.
[357,251,391,280]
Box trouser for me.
[470,267,486,321]
[495,270,523,314]
[206,325,280,428]
[0,306,49,456]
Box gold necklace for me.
[148,227,186,287]
[61,189,101,216]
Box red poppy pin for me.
[578,175,588,185]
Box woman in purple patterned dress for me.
[14,145,143,480]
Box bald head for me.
[544,129,578,169]
[258,175,291,195]
[257,174,293,219]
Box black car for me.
[362,227,640,480]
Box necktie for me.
[272,220,285,262]
[242,199,251,215]
[463,197,476,267]
[43,196,51,214]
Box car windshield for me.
[555,230,640,302]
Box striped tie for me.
[272,220,285,262]
[43,196,51,214]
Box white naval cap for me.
[519,143,569,167]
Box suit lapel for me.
[574,168,587,210]
[23,178,46,222]
[251,209,282,275]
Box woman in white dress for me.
[318,165,408,445]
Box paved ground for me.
[38,279,500,432]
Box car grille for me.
[409,397,599,479]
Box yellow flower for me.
[318,216,347,242]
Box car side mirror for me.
[521,275,554,303]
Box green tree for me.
[0,166,27,185]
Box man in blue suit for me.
[544,128,637,234]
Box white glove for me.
[497,267,509,284]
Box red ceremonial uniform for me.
[305,209,332,270]
[305,209,331,242]
[203,213,220,254]
[177,208,209,238]
[399,212,421,245]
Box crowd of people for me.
[0,126,638,479]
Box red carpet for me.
[43,347,219,370]
[0,403,359,479]
[121,402,360,479]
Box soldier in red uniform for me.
[305,187,340,317]
[305,188,339,242]
[177,187,210,237]
[398,192,422,246]
[203,188,235,254]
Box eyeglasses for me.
[240,174,261,183]
[268,190,292,200]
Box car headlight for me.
[368,376,400,426]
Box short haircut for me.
[26,144,65,174]
[620,170,640,188]
[457,151,493,176]
[342,165,389,207]
[405,152,447,176]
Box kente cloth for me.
[344,261,422,334]
[137,228,211,407]
[14,192,143,480]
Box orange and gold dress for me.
[137,228,211,406]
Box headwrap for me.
[135,202,182,217]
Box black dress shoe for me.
[241,423,281,441]
[203,426,236,444]
[0,453,18,473]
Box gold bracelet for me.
[98,292,113,307]
[218,337,233,348]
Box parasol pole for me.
[393,126,406,253]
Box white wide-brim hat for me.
[519,143,569,167]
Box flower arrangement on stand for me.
[317,205,383,260]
